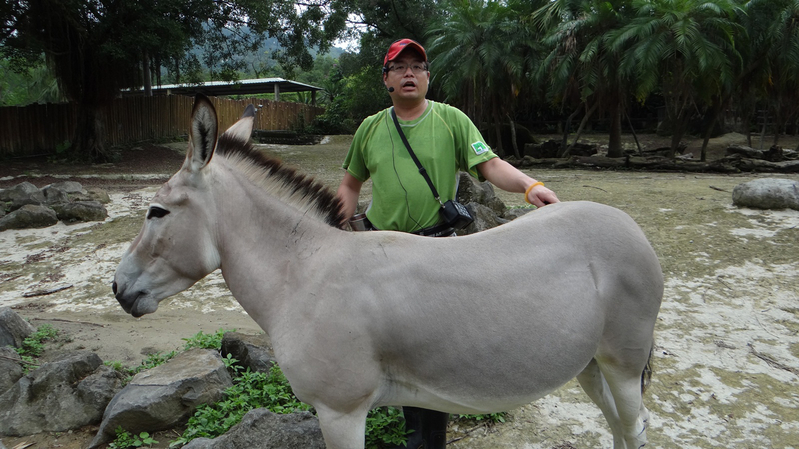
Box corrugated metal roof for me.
[124,78,323,97]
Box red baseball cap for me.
[383,39,427,66]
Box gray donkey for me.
[114,95,663,448]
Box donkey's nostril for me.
[112,281,118,295]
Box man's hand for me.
[526,184,559,208]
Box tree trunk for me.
[669,119,688,159]
[700,97,724,162]
[143,51,152,96]
[626,112,642,155]
[607,102,623,158]
[73,103,110,163]
[562,105,582,151]
[507,114,520,159]
[562,101,599,157]
[487,96,502,157]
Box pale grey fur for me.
[114,97,663,449]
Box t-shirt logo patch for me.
[471,141,489,155]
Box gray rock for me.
[0,307,36,348]
[0,204,58,230]
[732,178,799,210]
[182,409,325,449]
[86,188,111,204]
[0,346,24,395]
[0,351,124,436]
[41,185,71,205]
[503,207,534,221]
[2,182,46,211]
[221,332,276,373]
[463,202,510,235]
[90,349,233,448]
[46,181,85,194]
[457,172,504,212]
[52,201,108,222]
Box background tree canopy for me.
[2,0,798,161]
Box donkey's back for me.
[286,201,662,448]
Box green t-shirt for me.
[342,100,497,232]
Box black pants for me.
[402,406,448,449]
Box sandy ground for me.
[1,132,798,448]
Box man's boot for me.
[401,407,425,449]
[419,408,448,449]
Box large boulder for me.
[0,204,58,230]
[0,182,45,211]
[90,349,233,448]
[0,346,24,395]
[45,181,85,194]
[221,332,276,373]
[0,351,124,436]
[182,409,325,449]
[41,185,70,205]
[51,200,108,222]
[732,178,799,210]
[0,307,36,348]
[464,202,510,235]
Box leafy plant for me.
[134,350,178,374]
[109,427,158,448]
[365,406,411,448]
[15,324,59,369]
[182,329,233,351]
[171,363,312,446]
[456,412,507,424]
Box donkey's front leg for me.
[316,404,370,449]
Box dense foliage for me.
[2,0,799,159]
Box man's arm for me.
[476,157,559,207]
[336,171,364,223]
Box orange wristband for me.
[524,182,544,204]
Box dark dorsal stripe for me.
[215,133,346,229]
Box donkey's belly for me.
[374,318,602,412]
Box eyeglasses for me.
[386,63,428,74]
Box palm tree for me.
[532,0,635,158]
[427,0,546,158]
[739,0,799,148]
[608,0,743,159]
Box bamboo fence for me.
[0,95,324,157]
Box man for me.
[335,38,560,448]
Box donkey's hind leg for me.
[577,358,626,449]
[596,355,650,449]
[315,404,369,449]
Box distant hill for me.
[189,29,346,76]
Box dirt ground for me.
[1,132,798,449]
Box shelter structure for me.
[124,78,323,105]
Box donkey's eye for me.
[147,206,170,219]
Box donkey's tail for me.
[641,343,654,395]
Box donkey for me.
[113,95,663,449]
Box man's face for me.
[383,51,430,104]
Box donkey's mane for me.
[215,133,345,228]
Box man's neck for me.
[392,99,429,121]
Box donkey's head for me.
[112,94,254,317]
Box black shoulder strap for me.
[391,108,442,205]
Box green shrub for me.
[109,427,158,448]
[15,324,59,370]
[182,329,233,351]
[171,363,312,446]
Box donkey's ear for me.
[185,94,218,172]
[220,104,256,143]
